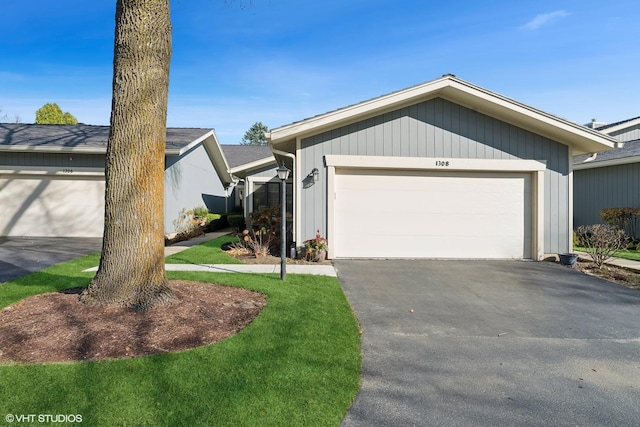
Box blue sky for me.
[1,0,638,144]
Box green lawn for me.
[575,246,640,262]
[0,241,361,426]
[165,234,242,264]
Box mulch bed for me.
[0,281,266,364]
[571,260,640,290]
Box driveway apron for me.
[335,260,640,427]
[0,237,102,283]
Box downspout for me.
[268,140,297,251]
[224,178,239,213]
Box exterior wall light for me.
[311,167,320,182]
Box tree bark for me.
[80,0,174,310]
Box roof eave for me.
[269,75,617,156]
[199,130,235,184]
[228,156,277,178]
[0,145,107,154]
[574,155,640,170]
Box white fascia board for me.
[324,155,546,172]
[228,156,277,176]
[437,81,616,154]
[0,145,107,154]
[270,75,616,155]
[573,155,640,170]
[167,129,216,156]
[600,117,640,135]
[197,130,235,184]
[270,77,451,143]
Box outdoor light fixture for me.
[311,167,320,182]
[276,162,290,280]
[277,162,291,181]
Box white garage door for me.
[333,169,532,259]
[0,176,105,237]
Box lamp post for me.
[276,162,290,280]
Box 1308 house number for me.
[435,160,450,167]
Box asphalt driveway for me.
[0,237,102,283]
[335,260,640,427]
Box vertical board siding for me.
[609,124,640,143]
[164,144,228,232]
[0,152,105,168]
[574,163,640,232]
[300,97,570,254]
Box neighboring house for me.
[574,116,640,235]
[0,124,268,237]
[266,74,616,260]
[220,144,279,218]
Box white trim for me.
[599,117,640,135]
[228,156,276,175]
[0,166,105,177]
[325,156,545,261]
[573,155,640,170]
[270,75,616,155]
[324,155,546,172]
[295,137,302,246]
[568,147,574,253]
[0,145,107,154]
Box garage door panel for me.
[333,169,531,259]
[0,177,104,237]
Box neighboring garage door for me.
[0,176,105,237]
[333,169,532,259]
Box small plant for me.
[304,229,328,262]
[227,214,246,232]
[171,208,204,242]
[575,224,628,268]
[240,228,272,257]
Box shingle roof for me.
[596,116,640,131]
[574,138,640,165]
[0,123,213,153]
[221,144,273,169]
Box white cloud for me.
[520,10,570,31]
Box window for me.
[252,182,293,212]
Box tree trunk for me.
[80,0,174,310]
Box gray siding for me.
[574,163,640,235]
[300,97,570,254]
[164,144,229,232]
[609,124,640,143]
[0,151,105,169]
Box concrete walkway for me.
[575,251,640,272]
[83,230,337,277]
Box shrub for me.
[247,205,292,256]
[227,214,245,231]
[171,208,204,243]
[192,205,210,220]
[600,207,640,240]
[205,213,229,232]
[575,224,628,268]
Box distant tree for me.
[240,121,269,145]
[0,108,22,123]
[35,103,78,124]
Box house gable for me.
[269,75,616,156]
[298,96,570,255]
